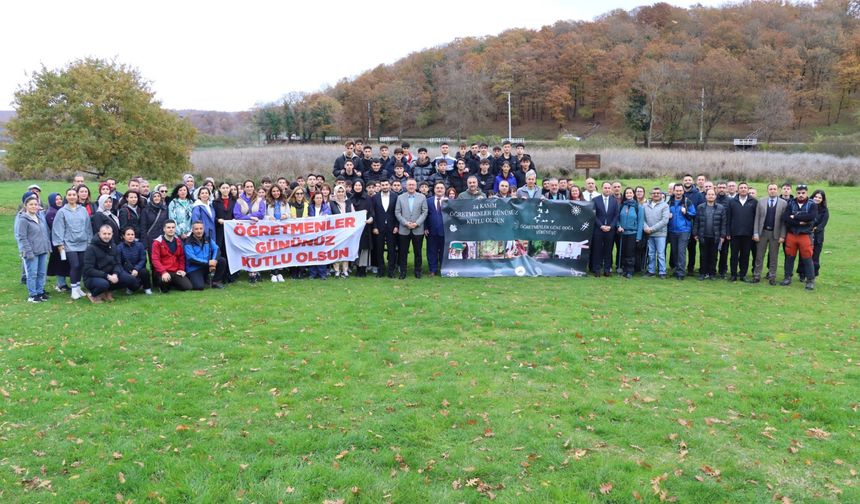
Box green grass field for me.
[1,180,857,503]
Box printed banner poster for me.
[223,211,367,273]
[442,199,594,277]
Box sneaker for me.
[644,272,655,277]
[658,274,667,279]
[70,287,84,300]
[87,293,103,304]
[805,281,815,291]
[211,282,225,289]
[144,289,153,295]
[271,275,278,283]
[277,274,285,282]
[38,292,50,301]
[27,296,43,303]
[55,284,71,293]
[780,278,792,286]
[126,288,135,295]
[334,271,340,278]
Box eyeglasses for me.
[159,189,168,193]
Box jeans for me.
[668,232,690,276]
[23,254,48,297]
[647,235,667,275]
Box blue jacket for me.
[184,235,220,273]
[191,201,217,241]
[617,200,644,240]
[308,203,331,217]
[117,239,148,273]
[668,196,697,233]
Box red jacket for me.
[151,235,185,274]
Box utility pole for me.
[699,87,704,147]
[505,91,512,141]
[367,101,372,140]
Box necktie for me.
[436,197,440,212]
[770,199,774,208]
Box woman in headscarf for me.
[348,179,374,277]
[45,192,71,292]
[91,194,121,243]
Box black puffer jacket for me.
[83,237,121,280]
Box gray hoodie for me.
[16,211,52,258]
[643,200,670,237]
[52,204,93,252]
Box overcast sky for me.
[2,0,727,111]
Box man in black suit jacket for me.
[725,182,758,281]
[425,181,447,276]
[591,182,620,276]
[371,180,399,277]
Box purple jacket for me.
[233,193,266,220]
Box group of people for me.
[13,141,830,302]
[587,175,828,291]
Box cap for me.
[27,184,42,192]
[796,184,808,191]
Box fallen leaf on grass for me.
[335,450,349,460]
[175,424,190,432]
[112,452,123,460]
[599,482,613,494]
[806,428,831,439]
[0,387,10,398]
[21,477,53,492]
[118,472,126,484]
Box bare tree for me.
[755,86,795,143]
[437,60,492,140]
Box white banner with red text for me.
[223,211,367,273]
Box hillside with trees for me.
[253,1,860,145]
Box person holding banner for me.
[264,184,291,282]
[395,179,428,279]
[307,193,332,280]
[515,171,541,199]
[457,176,485,200]
[329,185,355,278]
[185,221,226,290]
[425,181,447,277]
[349,179,375,277]
[234,180,266,283]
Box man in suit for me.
[752,183,787,284]
[395,178,429,279]
[371,180,399,278]
[425,181,447,277]
[726,182,758,282]
[591,181,620,277]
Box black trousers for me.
[187,258,226,290]
[686,237,697,273]
[730,235,752,278]
[398,233,424,275]
[591,228,616,273]
[158,272,192,292]
[698,237,718,276]
[84,271,137,296]
[620,234,637,274]
[126,267,152,290]
[373,230,398,275]
[717,241,729,275]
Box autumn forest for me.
[251,1,860,146]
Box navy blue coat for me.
[593,195,620,228]
[117,239,148,273]
[425,194,446,237]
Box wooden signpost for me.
[575,154,601,179]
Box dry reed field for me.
[191,144,860,185]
